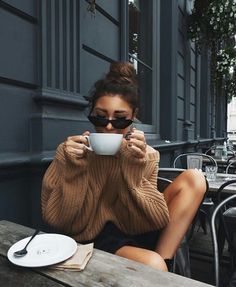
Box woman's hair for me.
[88,61,139,112]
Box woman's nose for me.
[106,122,114,130]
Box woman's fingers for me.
[67,134,88,145]
[128,144,146,158]
[128,138,147,151]
[66,146,85,157]
[126,128,147,157]
[64,132,90,158]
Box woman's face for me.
[91,95,134,134]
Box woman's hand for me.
[126,128,147,159]
[64,131,90,158]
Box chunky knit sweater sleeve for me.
[118,146,169,231]
[41,143,90,232]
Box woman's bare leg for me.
[115,169,206,271]
[115,245,168,271]
[155,169,206,259]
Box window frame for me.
[120,0,160,140]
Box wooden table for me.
[0,220,213,287]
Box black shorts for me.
[81,222,161,254]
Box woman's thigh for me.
[163,169,206,204]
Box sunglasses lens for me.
[112,119,133,129]
[88,116,108,127]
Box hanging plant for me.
[188,0,236,101]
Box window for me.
[128,0,154,125]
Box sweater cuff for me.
[119,142,147,165]
[118,143,146,187]
[56,143,88,173]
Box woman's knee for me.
[143,252,167,272]
[116,246,168,271]
[181,169,207,196]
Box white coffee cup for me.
[84,133,123,155]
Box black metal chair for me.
[173,152,218,171]
[205,145,217,157]
[215,180,236,265]
[157,175,191,278]
[226,160,236,175]
[211,189,236,287]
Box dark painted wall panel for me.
[2,0,36,17]
[177,97,184,120]
[177,77,184,99]
[0,84,35,152]
[190,86,196,104]
[190,105,195,122]
[80,50,111,95]
[96,0,119,21]
[0,9,37,84]
[30,167,49,230]
[177,120,184,140]
[0,172,30,226]
[191,68,196,86]
[191,49,196,69]
[178,6,184,31]
[178,0,185,11]
[177,54,184,77]
[178,32,185,55]
[30,117,95,151]
[80,0,119,62]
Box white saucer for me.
[7,233,77,267]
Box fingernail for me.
[125,132,131,140]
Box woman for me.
[42,61,206,272]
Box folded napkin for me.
[51,243,93,271]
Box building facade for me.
[0,0,227,228]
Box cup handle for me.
[84,135,93,151]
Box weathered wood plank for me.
[0,256,64,287]
[0,220,213,287]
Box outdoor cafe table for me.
[207,173,236,194]
[0,220,213,287]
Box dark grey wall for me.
[160,0,226,143]
[0,0,38,227]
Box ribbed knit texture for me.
[41,142,169,241]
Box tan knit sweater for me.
[41,142,169,241]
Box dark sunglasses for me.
[88,115,133,129]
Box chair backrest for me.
[211,193,236,287]
[226,160,236,174]
[173,153,217,170]
[205,145,217,156]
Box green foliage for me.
[188,0,236,101]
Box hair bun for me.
[106,62,137,85]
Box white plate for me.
[7,233,77,267]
